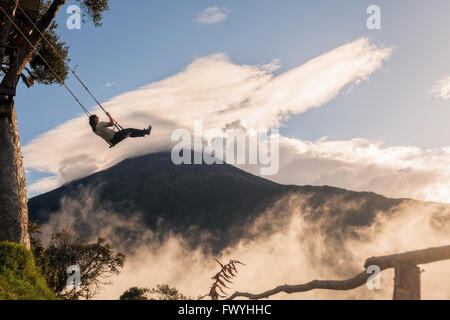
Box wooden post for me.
[393,264,421,300]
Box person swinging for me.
[89,113,151,148]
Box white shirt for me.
[95,122,116,142]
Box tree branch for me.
[1,0,67,87]
[364,245,450,270]
[226,271,370,300]
[0,0,18,66]
[17,0,67,72]
[226,245,450,300]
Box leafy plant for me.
[30,225,125,300]
[0,242,57,300]
[119,284,191,300]
[207,259,245,300]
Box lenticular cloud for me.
[24,38,394,195]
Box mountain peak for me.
[29,152,409,251]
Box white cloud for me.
[194,6,230,25]
[28,176,60,194]
[24,38,393,195]
[431,75,450,101]
[259,59,281,73]
[237,137,450,203]
[98,82,117,90]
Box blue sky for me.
[15,1,450,199]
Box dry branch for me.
[364,245,450,270]
[227,245,450,300]
[207,259,245,300]
[226,271,370,300]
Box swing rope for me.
[16,3,123,130]
[1,3,123,130]
[1,4,91,117]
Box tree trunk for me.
[393,264,421,300]
[0,101,30,248]
[0,0,67,248]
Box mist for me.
[34,190,450,300]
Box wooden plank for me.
[0,0,41,20]
[0,87,16,96]
[364,245,450,270]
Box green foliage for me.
[149,284,190,300]
[29,22,70,85]
[26,0,110,85]
[119,287,149,300]
[119,284,191,300]
[31,228,125,300]
[76,0,110,27]
[0,242,57,300]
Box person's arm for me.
[105,112,115,127]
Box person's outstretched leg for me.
[109,126,151,147]
[129,125,151,137]
[127,128,147,138]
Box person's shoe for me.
[145,125,152,136]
